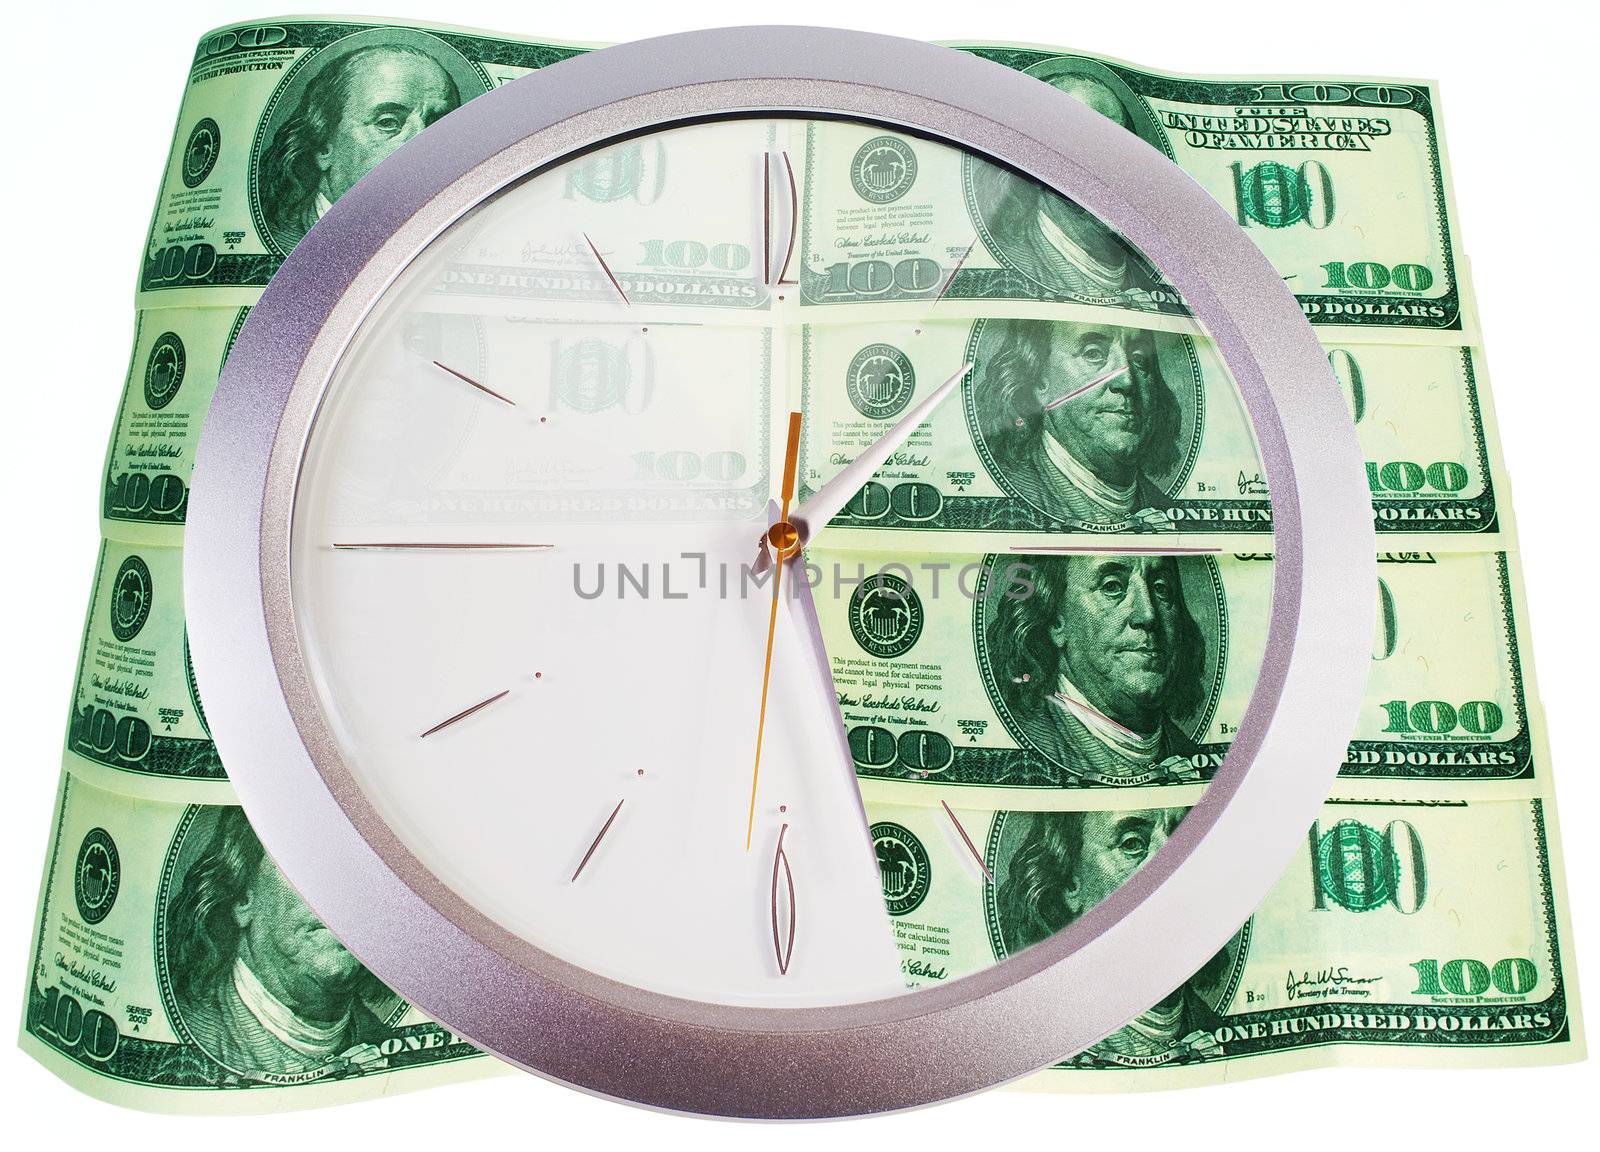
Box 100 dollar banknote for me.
[99,309,776,546]
[97,307,1509,550]
[62,540,1546,801]
[102,308,249,542]
[797,321,1506,546]
[138,20,588,309]
[807,547,1545,803]
[798,82,1470,338]
[64,542,228,803]
[863,794,1581,1087]
[21,768,502,1112]
[140,17,1471,343]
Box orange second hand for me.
[747,410,805,851]
[746,559,784,851]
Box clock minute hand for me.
[789,362,972,542]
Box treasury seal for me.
[1315,819,1401,912]
[1233,161,1314,229]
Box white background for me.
[3,0,1594,1144]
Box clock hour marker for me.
[762,150,800,287]
[770,822,797,975]
[331,542,554,551]
[762,151,772,285]
[571,798,626,882]
[431,360,516,406]
[940,800,994,885]
[778,151,798,284]
[419,688,511,738]
[582,233,631,305]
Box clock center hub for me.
[766,520,801,559]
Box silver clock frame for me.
[185,26,1375,1118]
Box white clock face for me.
[288,116,1268,1010]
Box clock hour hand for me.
[788,361,971,543]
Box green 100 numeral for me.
[630,450,748,484]
[33,985,118,1061]
[1411,957,1538,996]
[106,471,188,519]
[1231,160,1335,229]
[1322,260,1434,292]
[1382,698,1504,735]
[818,258,944,297]
[1366,460,1470,494]
[1245,83,1415,106]
[639,239,751,272]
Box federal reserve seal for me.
[1315,819,1399,912]
[74,828,121,925]
[181,118,221,188]
[846,344,916,419]
[848,573,924,658]
[109,555,154,643]
[144,332,187,411]
[850,136,918,204]
[871,822,931,916]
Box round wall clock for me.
[185,26,1375,1117]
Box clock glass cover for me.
[287,115,1274,1012]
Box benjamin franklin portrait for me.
[1022,55,1170,157]
[166,809,396,1079]
[984,553,1211,781]
[967,57,1167,302]
[994,808,1237,1063]
[256,31,485,252]
[966,160,1141,302]
[974,318,1193,525]
[331,312,481,512]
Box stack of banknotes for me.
[21,16,1583,1112]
